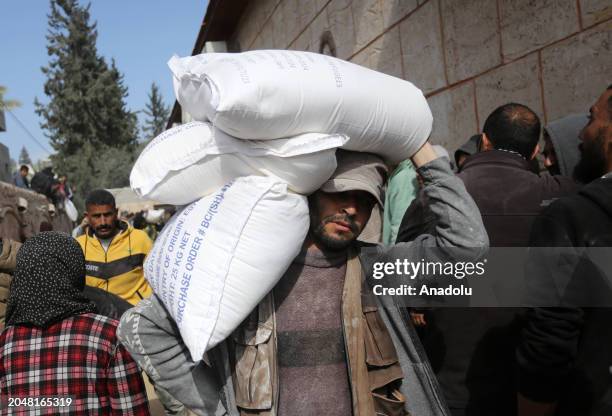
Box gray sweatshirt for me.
[117,157,488,416]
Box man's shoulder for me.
[75,233,87,246]
[124,227,153,251]
[537,173,578,198]
[127,227,152,242]
[538,181,600,225]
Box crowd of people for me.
[12,165,74,203]
[0,85,609,415]
[11,164,75,238]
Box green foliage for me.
[0,86,21,110]
[35,0,138,210]
[58,143,135,210]
[142,82,170,141]
[19,146,32,166]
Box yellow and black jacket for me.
[77,221,153,305]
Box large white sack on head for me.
[169,50,433,163]
[145,176,309,360]
[130,121,346,205]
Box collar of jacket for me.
[461,149,532,172]
[230,246,404,416]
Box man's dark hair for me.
[483,103,541,159]
[132,211,147,230]
[85,189,116,209]
[19,165,28,171]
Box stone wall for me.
[231,0,610,153]
[0,144,11,183]
[0,182,72,242]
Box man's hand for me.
[411,141,439,168]
[410,311,426,327]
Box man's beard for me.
[311,214,360,251]
[574,133,607,183]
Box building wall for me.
[231,0,611,153]
[0,143,11,183]
[0,182,68,242]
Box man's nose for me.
[341,200,359,216]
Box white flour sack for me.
[144,176,309,360]
[130,121,347,205]
[168,50,433,163]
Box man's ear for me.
[480,133,493,151]
[529,143,541,161]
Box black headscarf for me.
[6,232,97,327]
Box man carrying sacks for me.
[118,141,487,416]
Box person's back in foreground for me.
[0,232,150,415]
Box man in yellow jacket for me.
[77,189,153,305]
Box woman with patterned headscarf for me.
[0,232,150,415]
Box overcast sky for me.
[1,0,207,164]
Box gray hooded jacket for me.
[544,113,588,177]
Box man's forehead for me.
[87,204,115,213]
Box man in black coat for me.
[517,86,612,416]
[398,103,577,415]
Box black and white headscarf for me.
[6,232,97,327]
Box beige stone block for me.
[252,20,275,50]
[352,0,385,53]
[280,0,302,46]
[296,0,319,32]
[233,3,262,51]
[270,3,292,49]
[381,0,419,28]
[475,53,544,129]
[541,21,612,120]
[427,82,478,152]
[580,0,612,27]
[290,28,313,52]
[316,0,330,13]
[327,0,357,59]
[310,8,331,53]
[261,0,282,24]
[249,34,263,51]
[399,0,446,94]
[289,6,331,52]
[500,0,579,61]
[350,26,404,78]
[441,0,501,83]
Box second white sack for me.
[130,121,347,205]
